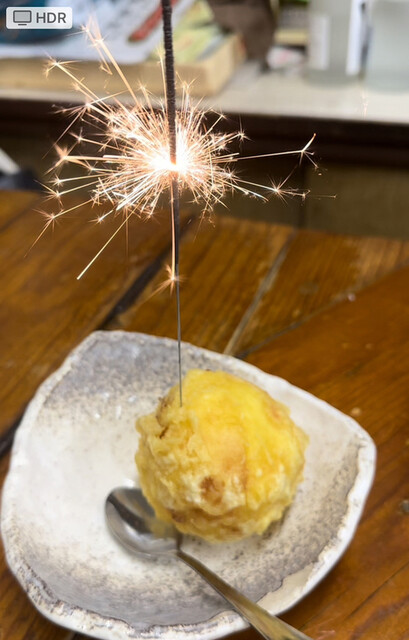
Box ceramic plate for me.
[1,331,376,640]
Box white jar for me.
[366,0,409,91]
[308,0,367,84]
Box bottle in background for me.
[308,0,367,84]
[365,0,409,91]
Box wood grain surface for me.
[0,191,40,229]
[245,266,409,640]
[234,230,409,356]
[1,190,409,640]
[0,194,192,447]
[108,215,295,352]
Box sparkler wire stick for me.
[161,0,183,405]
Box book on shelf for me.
[0,0,245,98]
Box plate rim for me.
[1,330,377,640]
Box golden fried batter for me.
[135,369,308,542]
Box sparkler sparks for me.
[41,25,316,283]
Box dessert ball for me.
[135,369,308,542]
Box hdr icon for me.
[6,6,72,29]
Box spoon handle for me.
[177,549,313,640]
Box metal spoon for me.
[105,487,313,640]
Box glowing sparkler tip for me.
[41,211,57,224]
[41,24,318,279]
[45,59,56,77]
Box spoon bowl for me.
[106,487,179,557]
[105,487,314,640]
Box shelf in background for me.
[204,63,409,126]
[1,61,409,127]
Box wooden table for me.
[1,189,408,640]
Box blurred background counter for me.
[1,0,409,238]
[2,68,409,125]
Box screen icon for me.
[6,7,72,29]
[12,9,32,26]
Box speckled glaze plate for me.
[1,331,376,640]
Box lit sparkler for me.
[41,3,317,403]
[42,36,316,281]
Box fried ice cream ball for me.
[135,369,308,542]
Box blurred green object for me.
[151,0,223,64]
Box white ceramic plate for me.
[1,331,376,640]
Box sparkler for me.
[161,0,183,404]
[41,5,317,404]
